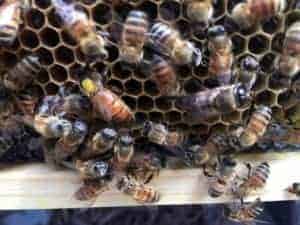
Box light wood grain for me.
[0,152,300,209]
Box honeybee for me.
[0,0,29,46]
[287,182,300,196]
[33,115,72,138]
[185,0,214,27]
[113,134,134,170]
[80,128,118,160]
[3,55,41,92]
[116,175,160,203]
[239,106,272,148]
[120,10,149,64]
[237,56,259,91]
[175,83,251,123]
[14,89,40,118]
[224,198,264,224]
[0,84,14,119]
[150,22,202,66]
[54,120,88,161]
[53,0,108,62]
[150,56,180,96]
[233,162,270,198]
[207,25,234,85]
[75,179,109,201]
[231,0,287,29]
[277,22,300,82]
[81,77,134,123]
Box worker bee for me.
[75,179,109,201]
[277,21,300,82]
[0,84,14,119]
[150,22,202,66]
[143,121,185,146]
[54,120,88,161]
[237,56,259,91]
[207,25,234,85]
[239,106,272,148]
[287,182,300,196]
[150,56,180,96]
[175,83,252,123]
[224,198,264,224]
[81,77,134,123]
[116,175,160,203]
[231,0,287,29]
[114,134,134,169]
[120,10,149,64]
[3,55,41,92]
[33,115,72,138]
[233,162,270,198]
[0,0,29,46]
[185,0,214,27]
[14,89,40,118]
[53,0,108,62]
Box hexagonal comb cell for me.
[248,34,270,55]
[34,0,52,10]
[159,0,181,21]
[26,9,46,30]
[40,27,60,47]
[54,46,75,65]
[92,3,112,25]
[50,64,69,83]
[19,29,40,49]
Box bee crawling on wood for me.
[150,22,202,66]
[185,0,214,27]
[113,133,135,170]
[287,182,300,196]
[0,0,29,47]
[116,175,160,203]
[207,25,234,85]
[52,0,108,62]
[231,0,287,29]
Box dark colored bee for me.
[113,134,135,170]
[287,182,300,196]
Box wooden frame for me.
[0,152,299,209]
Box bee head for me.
[102,128,118,141]
[208,25,226,38]
[83,39,108,62]
[234,83,251,107]
[120,135,133,147]
[89,160,110,178]
[71,120,88,139]
[241,56,259,72]
[50,118,72,138]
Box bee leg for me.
[245,163,252,178]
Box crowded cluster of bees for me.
[0,0,299,223]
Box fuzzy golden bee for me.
[113,134,135,169]
[3,55,41,92]
[120,10,149,64]
[150,56,180,96]
[239,106,272,148]
[207,25,234,85]
[81,77,134,123]
[234,162,270,198]
[116,175,160,203]
[150,22,202,66]
[185,0,214,27]
[0,0,29,46]
[224,198,264,224]
[231,0,287,29]
[237,56,259,91]
[277,21,300,81]
[53,0,108,62]
[175,83,251,123]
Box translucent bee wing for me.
[193,47,203,66]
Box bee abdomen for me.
[208,178,227,197]
[150,22,173,46]
[285,22,300,52]
[0,24,18,46]
[251,162,270,185]
[250,0,285,19]
[134,186,159,203]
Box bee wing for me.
[0,2,17,26]
[97,103,113,122]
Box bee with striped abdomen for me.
[231,0,287,29]
[150,22,202,66]
[120,10,149,64]
[3,55,41,92]
[53,0,108,62]
[185,0,214,27]
[237,56,259,91]
[116,175,160,203]
[207,25,234,85]
[0,0,29,46]
[113,134,135,170]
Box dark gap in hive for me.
[107,22,122,44]
[93,3,112,25]
[31,84,45,97]
[210,123,228,134]
[137,1,158,21]
[133,66,149,80]
[278,90,296,109]
[176,19,191,39]
[272,106,285,121]
[159,0,181,21]
[50,64,68,83]
[222,111,241,124]
[135,111,148,123]
[137,96,154,110]
[191,124,209,135]
[40,28,60,47]
[61,30,77,46]
[45,82,59,95]
[125,79,142,95]
[36,69,50,84]
[75,47,85,61]
[105,45,119,63]
[248,35,269,54]
[184,78,203,94]
[112,61,132,79]
[36,47,54,65]
[63,81,80,93]
[176,65,192,79]
[114,3,134,22]
[252,73,267,92]
[271,32,285,52]
[221,16,240,34]
[47,9,63,28]
[34,0,51,9]
[262,16,282,34]
[213,0,225,19]
[149,111,164,122]
[69,63,86,81]
[260,52,276,73]
[285,11,300,27]
[94,62,108,75]
[106,79,124,95]
[54,46,74,65]
[0,52,18,67]
[166,111,181,124]
[26,9,45,29]
[20,30,39,49]
[122,95,137,110]
[155,97,172,110]
[231,35,246,55]
[203,78,220,88]
[256,91,276,106]
[19,49,31,59]
[191,26,207,41]
[80,0,96,5]
[144,80,160,96]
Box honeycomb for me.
[1,0,299,138]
